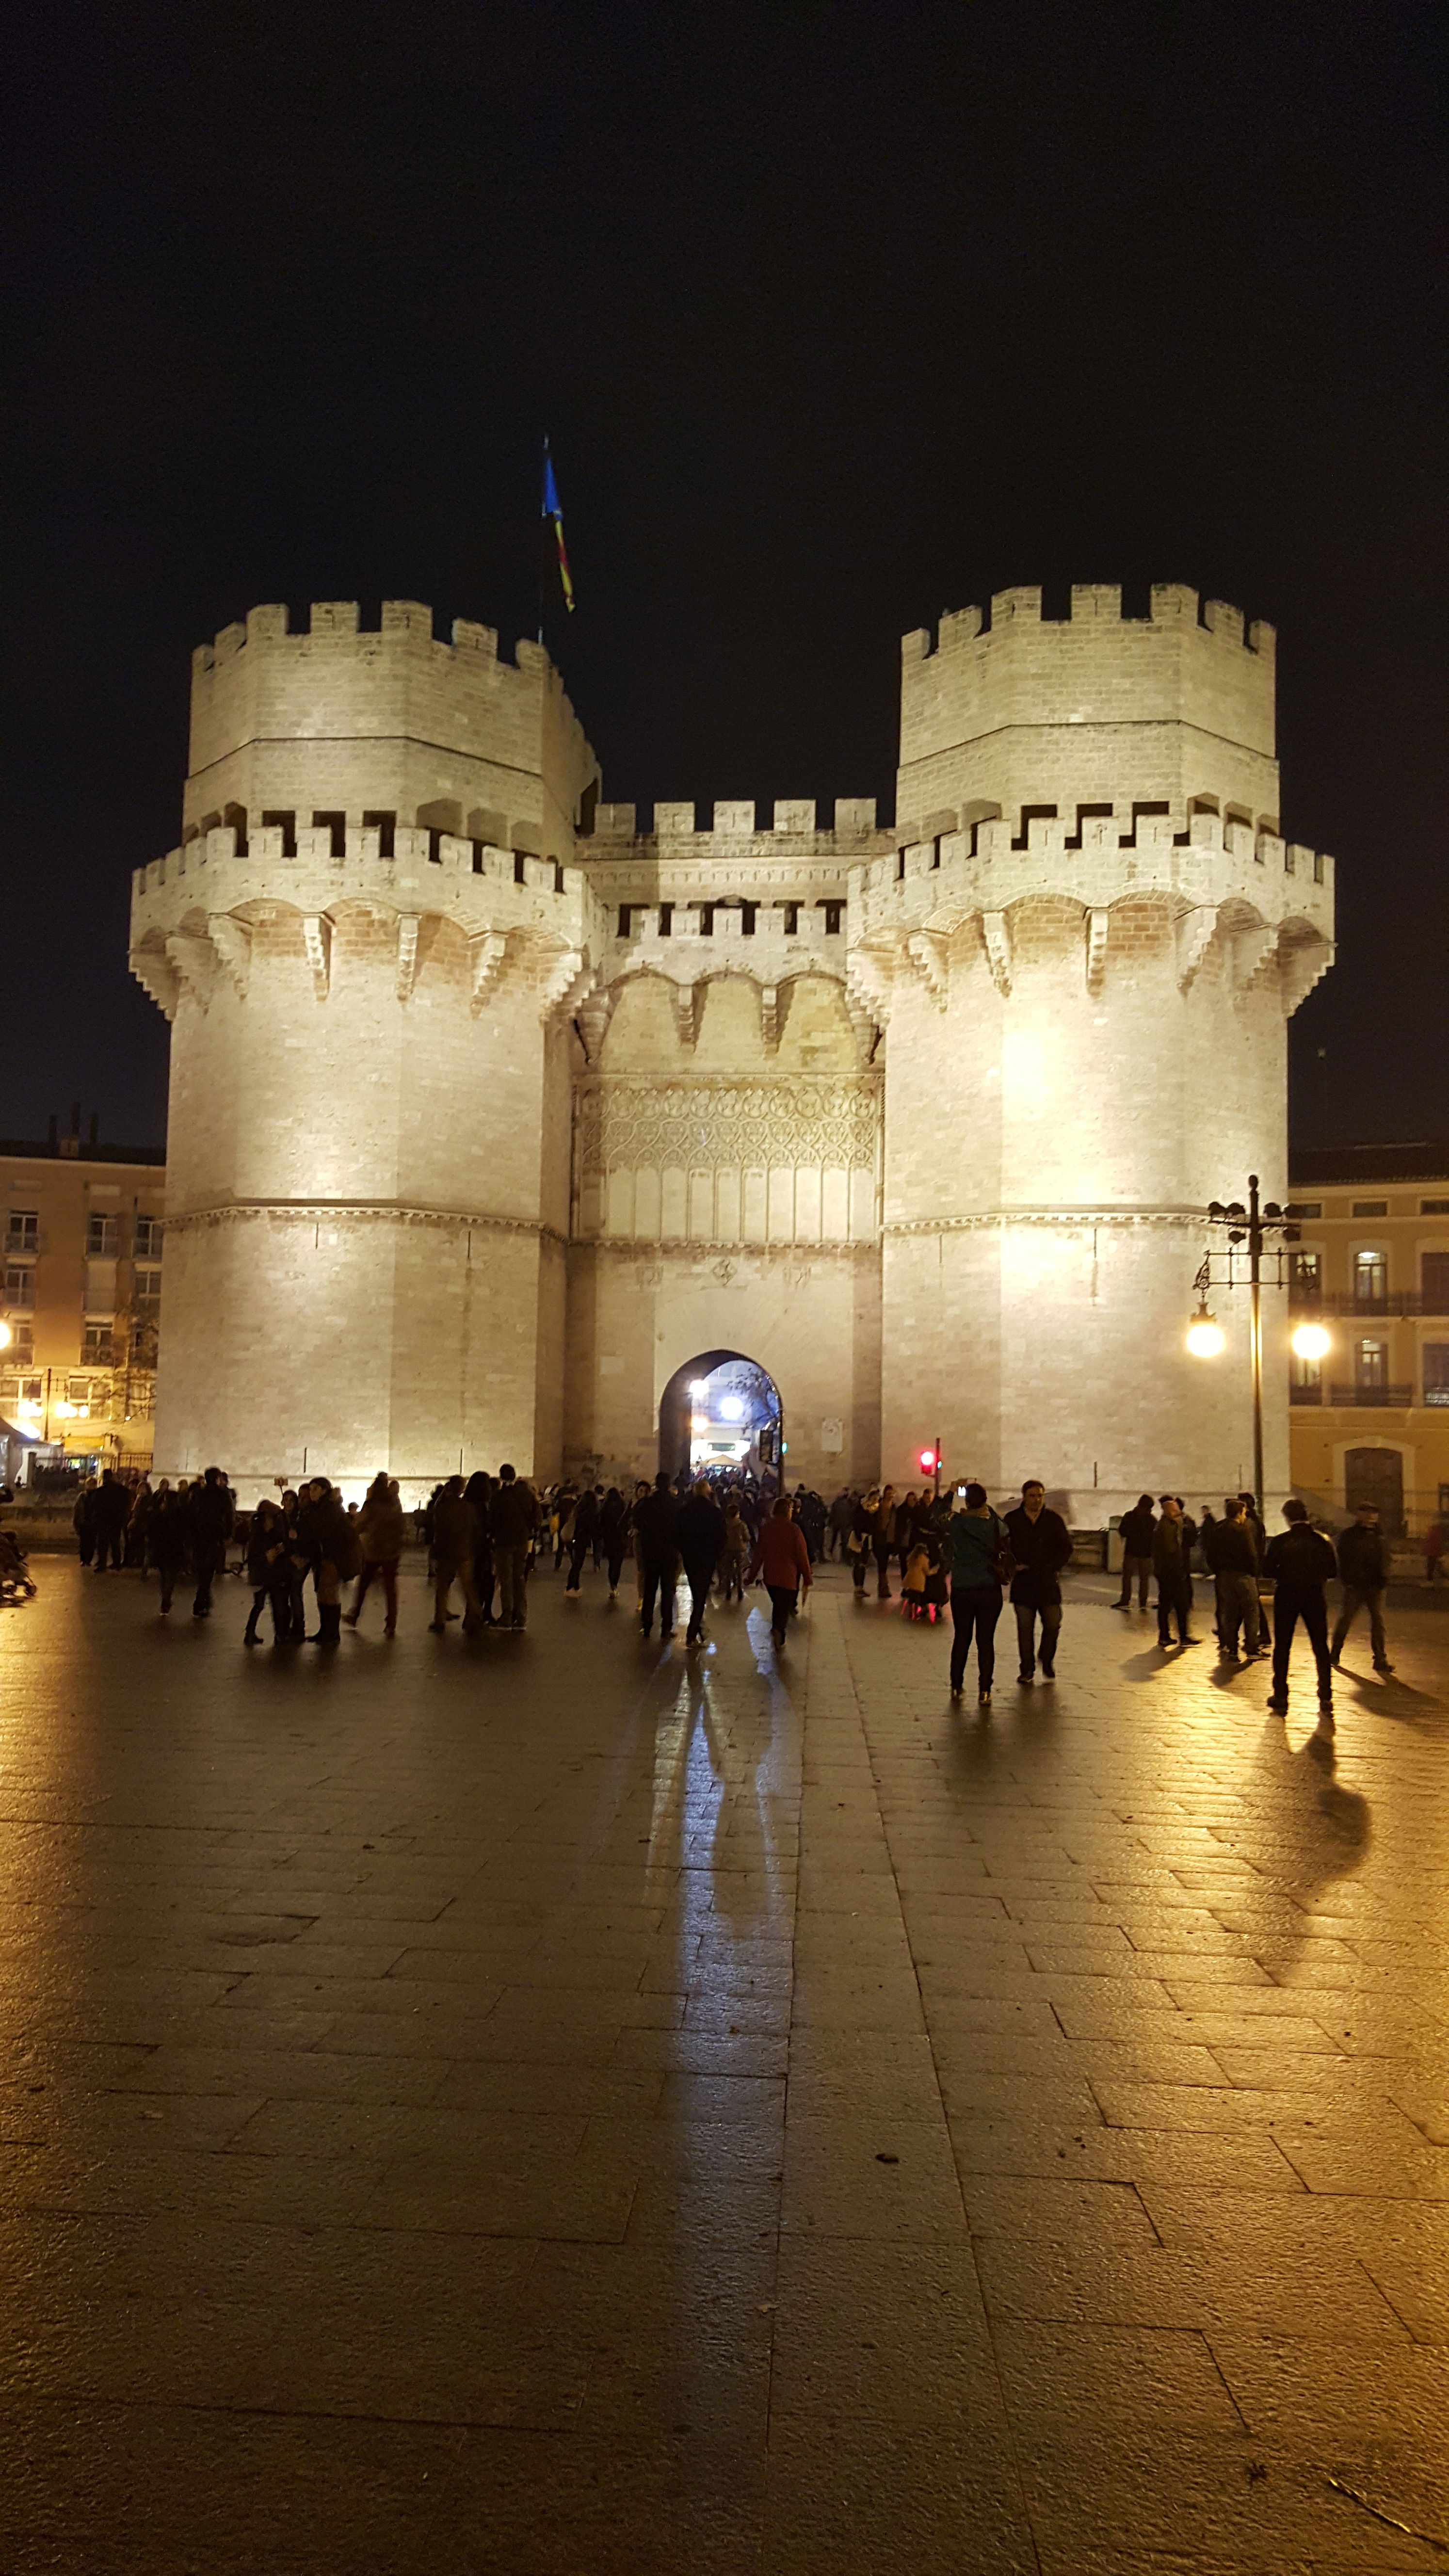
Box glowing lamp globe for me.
[0,1320,10,1350]
[718,1396,745,1421]
[1186,1309,1225,1359]
[1291,1321,1331,1362]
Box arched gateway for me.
[659,1352,782,1481]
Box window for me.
[130,1317,158,1365]
[86,1213,119,1256]
[3,1264,34,1309]
[1356,1337,1388,1390]
[1289,1350,1321,1402]
[361,810,396,858]
[1422,1200,1449,1216]
[1421,1253,1449,1312]
[1288,1202,1322,1220]
[5,1210,38,1254]
[1424,1347,1449,1407]
[132,1266,162,1307]
[1353,1250,1387,1306]
[134,1215,162,1259]
[67,1375,92,1403]
[81,1323,114,1366]
[1289,1250,1321,1302]
[1352,1200,1388,1218]
[2,1328,33,1364]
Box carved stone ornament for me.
[575,1075,882,1179]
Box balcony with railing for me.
[1291,1288,1449,1319]
[1327,1384,1413,1409]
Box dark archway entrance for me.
[1344,1445,1404,1535]
[659,1351,783,1484]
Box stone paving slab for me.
[0,1555,1445,2571]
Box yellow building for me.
[1288,1143,1449,1540]
[0,1125,165,1479]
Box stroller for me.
[0,1528,37,1605]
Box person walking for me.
[460,1472,495,1623]
[1331,1501,1394,1675]
[599,1486,629,1599]
[827,1488,854,1561]
[149,1484,190,1615]
[1240,1493,1272,1645]
[748,1494,813,1650]
[1114,1494,1155,1610]
[296,1476,356,1645]
[1263,1498,1336,1721]
[945,1482,1007,1704]
[187,1467,235,1619]
[847,1489,876,1595]
[632,1470,681,1640]
[677,1479,726,1645]
[90,1470,131,1572]
[428,1477,482,1634]
[73,1482,97,1568]
[488,1465,537,1630]
[345,1472,407,1636]
[1004,1480,1072,1682]
[243,1497,292,1643]
[1151,1495,1198,1647]
[124,1477,152,1569]
[565,1484,599,1596]
[1202,1497,1261,1658]
[719,1495,750,1603]
[871,1484,896,1600]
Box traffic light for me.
[918,1446,938,1475]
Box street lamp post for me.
[1194,1176,1304,1514]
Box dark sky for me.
[6,0,1444,1151]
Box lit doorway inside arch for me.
[659,1350,783,1485]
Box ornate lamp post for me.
[1188,1175,1315,1512]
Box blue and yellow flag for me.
[542,442,575,612]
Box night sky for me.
[7,1,1443,1152]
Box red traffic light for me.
[918,1447,938,1473]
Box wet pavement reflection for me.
[0,1558,1445,2572]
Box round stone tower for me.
[851,582,1335,1514]
[130,601,605,1496]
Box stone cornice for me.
[884,1206,1222,1235]
[164,1198,565,1247]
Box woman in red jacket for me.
[748,1497,813,1649]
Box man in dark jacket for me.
[632,1470,681,1640]
[677,1479,726,1645]
[1203,1497,1261,1658]
[1151,1496,1198,1647]
[1263,1498,1337,1719]
[1239,1492,1272,1644]
[1114,1495,1155,1610]
[1004,1480,1073,1682]
[488,1465,538,1630]
[187,1467,235,1618]
[1331,1502,1394,1674]
[91,1469,132,1572]
[429,1477,482,1635]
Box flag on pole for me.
[541,441,575,613]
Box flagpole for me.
[538,436,547,646]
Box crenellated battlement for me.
[184,602,601,875]
[585,795,887,848]
[898,582,1281,852]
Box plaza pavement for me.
[0,1551,1446,2574]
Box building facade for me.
[1287,1143,1449,1538]
[0,1126,165,1480]
[128,583,1335,1508]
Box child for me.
[902,1536,933,1620]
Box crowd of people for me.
[7,1458,1406,1725]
